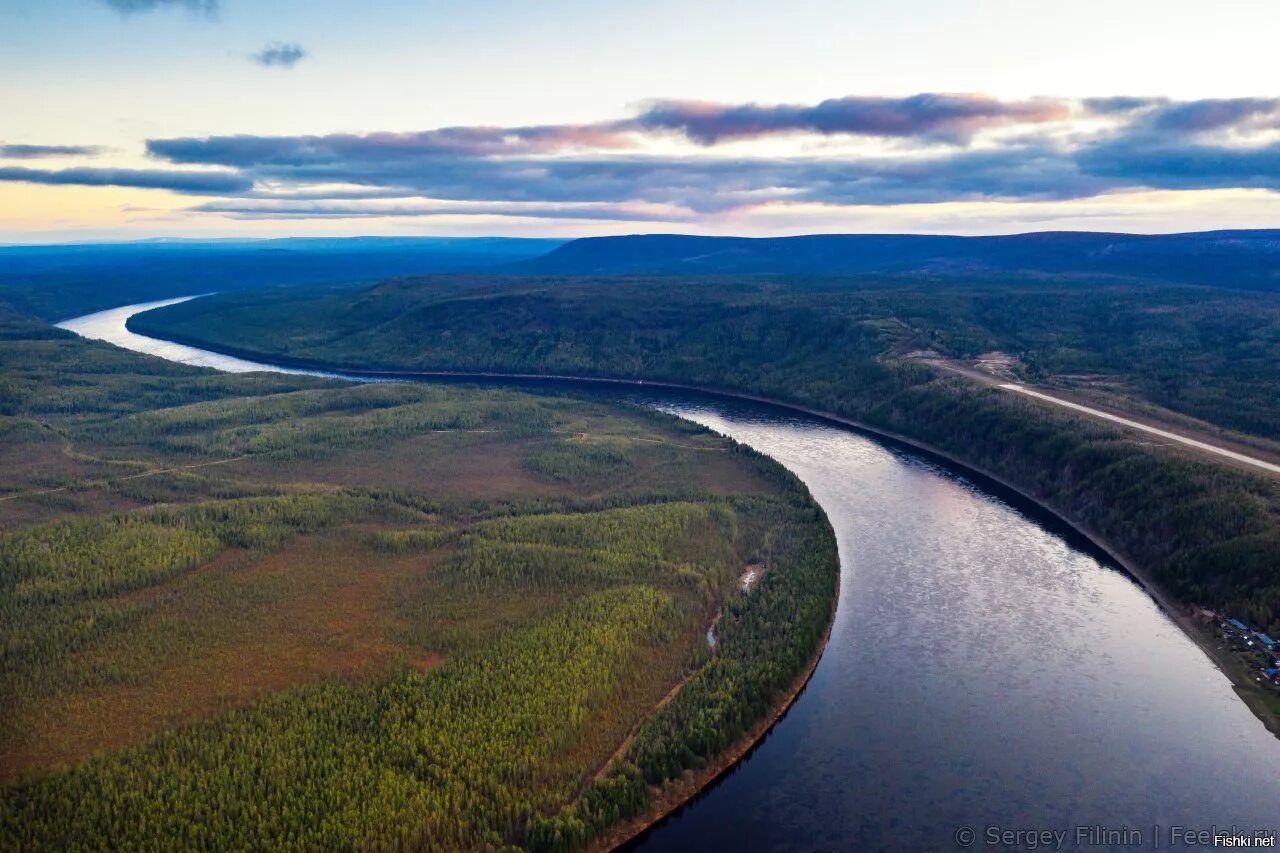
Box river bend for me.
[59,302,1280,851]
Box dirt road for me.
[999,383,1280,476]
[920,358,1280,478]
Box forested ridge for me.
[514,231,1280,292]
[134,273,1280,442]
[0,237,563,320]
[0,307,839,850]
[135,276,1280,633]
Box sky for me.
[3,0,1280,242]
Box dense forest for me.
[513,232,1280,291]
[135,273,1280,442]
[0,307,838,850]
[135,275,1280,634]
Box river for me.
[59,301,1280,851]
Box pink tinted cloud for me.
[628,94,1073,144]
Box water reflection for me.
[57,297,337,377]
[625,400,1280,851]
[59,301,1280,851]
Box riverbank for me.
[36,300,1279,846]
[590,583,838,853]
[914,356,1280,479]
[121,315,1280,745]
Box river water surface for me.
[60,302,1280,851]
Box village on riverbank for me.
[1196,609,1280,694]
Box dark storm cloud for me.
[98,0,218,16]
[0,166,252,194]
[0,144,104,158]
[253,43,307,69]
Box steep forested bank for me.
[133,277,1280,635]
[133,273,1280,441]
[0,309,838,850]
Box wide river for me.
[60,301,1280,851]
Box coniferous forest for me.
[136,276,1280,635]
[0,308,838,850]
[12,0,1280,843]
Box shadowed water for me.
[59,302,1280,851]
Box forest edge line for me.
[119,306,1280,750]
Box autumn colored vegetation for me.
[0,307,838,850]
[135,276,1280,634]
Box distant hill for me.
[0,236,565,319]
[512,231,1280,289]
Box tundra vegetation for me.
[0,307,838,850]
[136,275,1280,635]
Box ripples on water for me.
[59,303,1280,851]
[628,403,1280,851]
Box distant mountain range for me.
[0,237,565,319]
[9,230,1280,319]
[512,230,1280,289]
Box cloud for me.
[629,94,1073,144]
[253,42,307,69]
[151,141,1270,215]
[1147,98,1280,134]
[97,0,218,16]
[18,93,1280,224]
[1074,140,1280,191]
[1059,97,1280,195]
[154,148,1105,211]
[190,199,688,221]
[0,144,103,158]
[1080,96,1168,115]
[147,124,634,165]
[145,94,1074,164]
[0,166,252,194]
